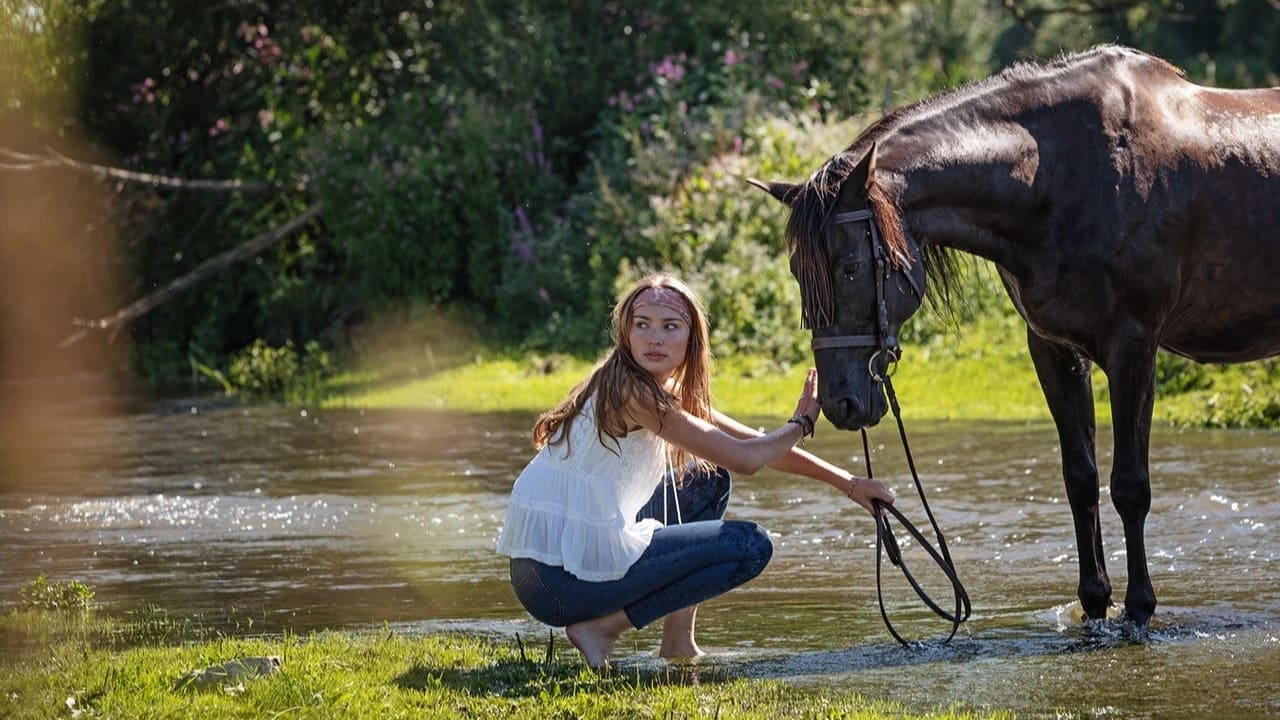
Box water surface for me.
[2,403,1277,718]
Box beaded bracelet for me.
[787,414,815,438]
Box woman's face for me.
[628,303,690,382]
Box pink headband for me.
[633,286,691,324]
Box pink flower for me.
[651,56,685,82]
[131,77,156,104]
[512,239,535,264]
[514,206,533,237]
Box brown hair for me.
[531,272,714,473]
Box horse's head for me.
[751,144,925,430]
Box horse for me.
[750,44,1280,630]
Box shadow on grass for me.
[393,632,736,697]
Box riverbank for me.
[0,608,1008,720]
[313,305,1280,429]
[316,313,1074,423]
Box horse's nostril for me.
[827,397,862,427]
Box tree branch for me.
[1001,0,1037,36]
[60,203,324,348]
[1028,0,1142,18]
[0,146,289,193]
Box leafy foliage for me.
[18,574,95,612]
[3,0,1278,425]
[226,338,332,401]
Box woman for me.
[496,272,893,668]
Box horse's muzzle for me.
[821,391,886,431]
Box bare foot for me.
[565,610,630,669]
[658,607,705,660]
[658,638,705,661]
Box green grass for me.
[317,312,1101,424]
[316,304,1280,430]
[0,611,1008,720]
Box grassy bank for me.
[317,311,1082,424]
[0,610,1007,720]
[315,303,1280,429]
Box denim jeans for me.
[508,467,774,629]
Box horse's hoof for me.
[1116,609,1152,642]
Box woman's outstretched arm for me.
[710,408,894,514]
[627,370,821,476]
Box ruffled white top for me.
[496,395,668,581]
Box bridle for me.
[810,208,924,382]
[817,207,971,646]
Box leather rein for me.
[819,208,972,646]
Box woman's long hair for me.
[531,272,714,474]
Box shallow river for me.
[2,402,1278,718]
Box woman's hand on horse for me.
[794,367,820,424]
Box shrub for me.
[226,338,331,400]
[19,575,95,612]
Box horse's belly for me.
[1161,307,1280,363]
[1160,237,1280,362]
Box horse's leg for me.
[1026,331,1111,618]
[1102,334,1158,627]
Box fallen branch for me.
[0,146,288,193]
[60,203,323,348]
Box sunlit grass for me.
[316,297,1280,430]
[323,355,595,414]
[0,611,1009,720]
[318,312,1113,425]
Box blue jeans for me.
[508,467,774,629]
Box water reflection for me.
[1,403,1278,717]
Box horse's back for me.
[1133,67,1280,361]
[1019,48,1280,362]
[1002,48,1280,361]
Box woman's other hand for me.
[846,474,894,515]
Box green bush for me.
[19,575,95,613]
[226,338,331,400]
[15,0,1280,427]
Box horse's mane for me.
[786,151,962,329]
[785,153,916,328]
[786,45,1181,329]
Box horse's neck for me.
[889,130,1042,273]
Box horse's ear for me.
[844,143,878,194]
[746,177,801,206]
[864,143,878,191]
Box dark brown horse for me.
[752,45,1280,629]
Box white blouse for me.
[496,396,669,581]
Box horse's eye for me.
[842,262,864,278]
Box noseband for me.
[810,208,923,381]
